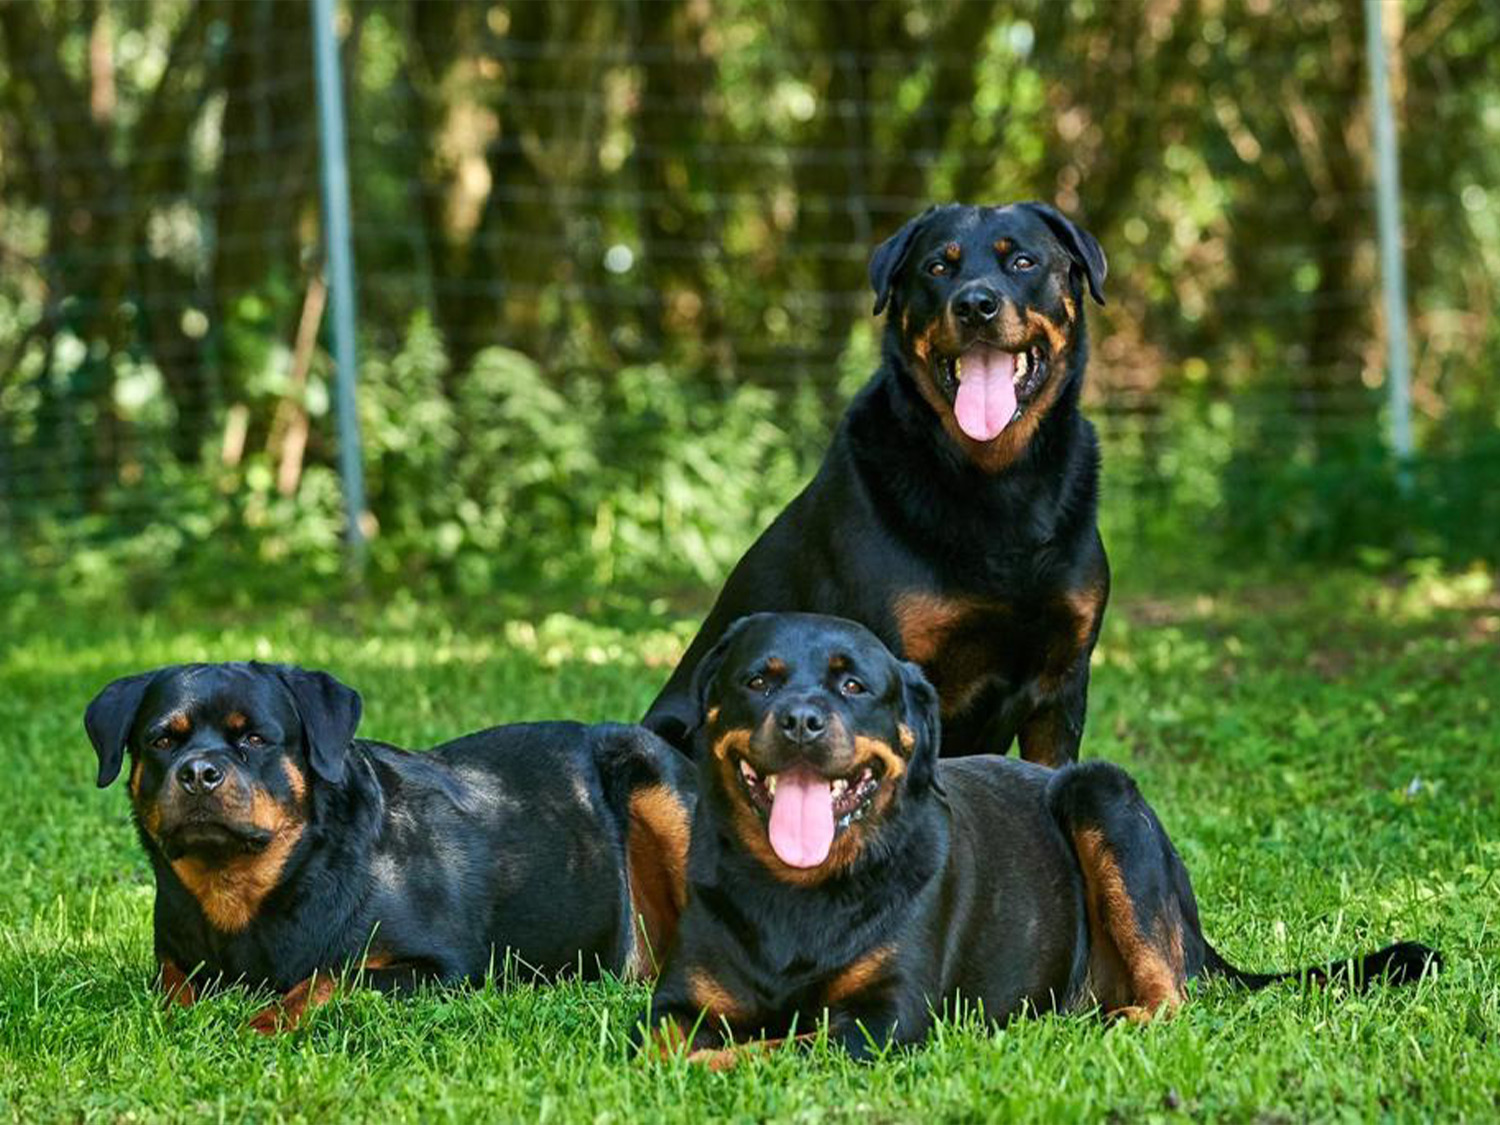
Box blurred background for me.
[1,0,1496,611]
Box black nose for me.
[777,703,827,744]
[952,285,1000,327]
[176,757,225,795]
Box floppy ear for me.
[271,666,362,784]
[687,616,758,729]
[1024,202,1107,306]
[869,207,936,317]
[897,659,942,793]
[85,670,164,788]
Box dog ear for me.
[270,666,362,784]
[685,615,763,744]
[85,670,165,788]
[897,659,942,792]
[869,207,936,317]
[1024,202,1107,306]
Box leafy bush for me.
[3,313,1496,614]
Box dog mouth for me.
[935,342,1048,443]
[734,756,884,869]
[160,815,274,859]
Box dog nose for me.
[952,285,1000,326]
[176,756,225,795]
[777,703,827,744]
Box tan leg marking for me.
[246,974,338,1035]
[159,959,197,1009]
[625,784,692,979]
[824,944,894,1008]
[892,591,1005,716]
[688,968,746,1024]
[686,1033,819,1071]
[1073,828,1185,1021]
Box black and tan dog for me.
[638,614,1439,1063]
[645,202,1112,765]
[86,662,694,1031]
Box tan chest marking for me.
[169,766,307,934]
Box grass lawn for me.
[1,566,1496,1122]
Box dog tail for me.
[1201,939,1440,993]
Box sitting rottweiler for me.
[638,614,1439,1064]
[85,662,694,1032]
[645,202,1112,765]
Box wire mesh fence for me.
[1,0,1497,597]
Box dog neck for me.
[148,745,384,963]
[835,330,1098,563]
[686,775,949,976]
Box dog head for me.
[690,613,940,883]
[870,201,1106,470]
[85,662,361,931]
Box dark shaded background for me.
[1,0,1496,605]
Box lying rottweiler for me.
[645,202,1112,765]
[85,662,694,1032]
[638,614,1439,1063]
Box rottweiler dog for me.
[638,614,1439,1063]
[645,202,1112,766]
[85,662,694,1032]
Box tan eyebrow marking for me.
[944,241,962,262]
[764,657,787,676]
[225,711,248,732]
[167,714,191,734]
[994,237,1014,255]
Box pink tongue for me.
[953,347,1018,442]
[766,765,836,869]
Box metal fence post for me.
[311,0,368,570]
[1363,0,1413,474]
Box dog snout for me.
[176,755,227,796]
[952,284,1000,327]
[776,701,828,745]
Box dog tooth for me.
[953,356,962,381]
[766,774,777,796]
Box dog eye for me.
[926,260,948,277]
[746,674,768,692]
[150,736,173,751]
[1011,254,1036,272]
[242,733,267,748]
[841,678,866,696]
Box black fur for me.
[638,615,1441,1060]
[645,202,1112,765]
[86,662,695,1012]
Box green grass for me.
[2,565,1497,1122]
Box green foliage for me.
[2,568,1496,1121]
[2,315,827,609]
[2,0,1499,596]
[356,314,825,595]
